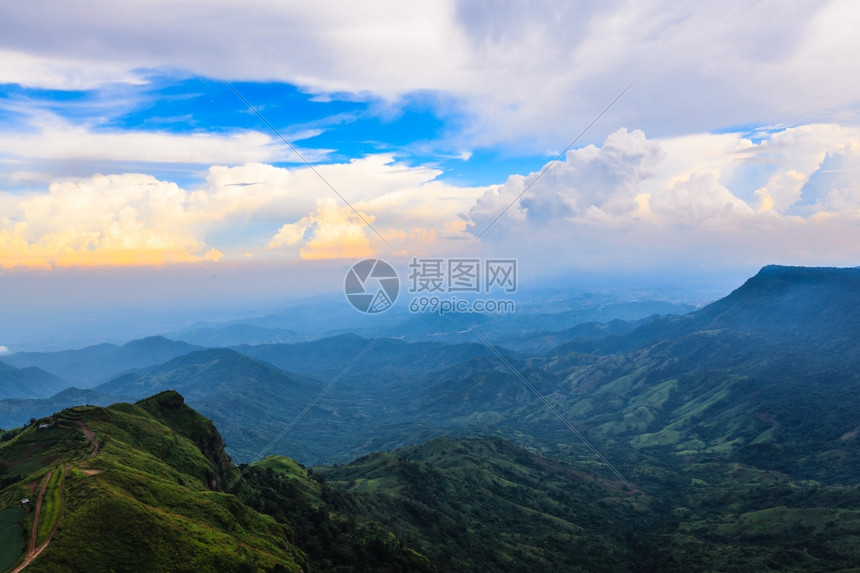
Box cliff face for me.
[135,390,235,489]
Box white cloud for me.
[0,155,491,267]
[649,174,755,227]
[0,116,297,165]
[1,124,858,272]
[469,128,665,233]
[0,345,8,355]
[0,173,221,268]
[790,143,860,215]
[1,1,858,149]
[268,198,376,260]
[463,125,860,269]
[0,49,146,90]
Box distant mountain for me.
[0,361,67,401]
[494,317,649,353]
[318,266,860,483]
[161,291,696,348]
[467,266,860,481]
[95,348,312,398]
[560,265,860,355]
[3,336,203,386]
[166,323,308,347]
[164,295,400,343]
[8,265,857,473]
[94,349,322,461]
[0,387,118,429]
[233,334,512,387]
[382,296,696,345]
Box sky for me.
[1,0,860,348]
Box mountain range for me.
[3,337,202,387]
[3,266,859,468]
[1,265,859,570]
[2,387,859,571]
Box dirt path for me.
[11,467,70,573]
[78,420,99,458]
[11,469,54,573]
[10,420,98,570]
[27,472,52,553]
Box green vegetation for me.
[0,507,25,571]
[3,388,860,571]
[0,392,437,572]
[315,437,647,573]
[0,395,307,572]
[237,462,434,572]
[35,468,64,544]
[27,470,305,572]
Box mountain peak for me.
[747,264,860,285]
[710,264,860,328]
[120,336,196,350]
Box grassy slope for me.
[0,391,437,573]
[0,392,306,573]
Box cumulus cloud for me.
[525,128,665,221]
[463,125,860,269]
[790,143,860,215]
[0,155,490,268]
[2,123,859,272]
[269,198,376,260]
[743,125,860,212]
[0,173,222,268]
[469,128,665,234]
[262,154,490,259]
[649,174,755,227]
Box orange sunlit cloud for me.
[269,198,377,260]
[0,173,220,269]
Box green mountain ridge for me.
[0,391,438,572]
[314,436,647,572]
[93,349,324,462]
[0,392,650,572]
[232,334,513,387]
[0,391,308,572]
[3,384,860,571]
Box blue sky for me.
[0,74,553,189]
[1,0,859,348]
